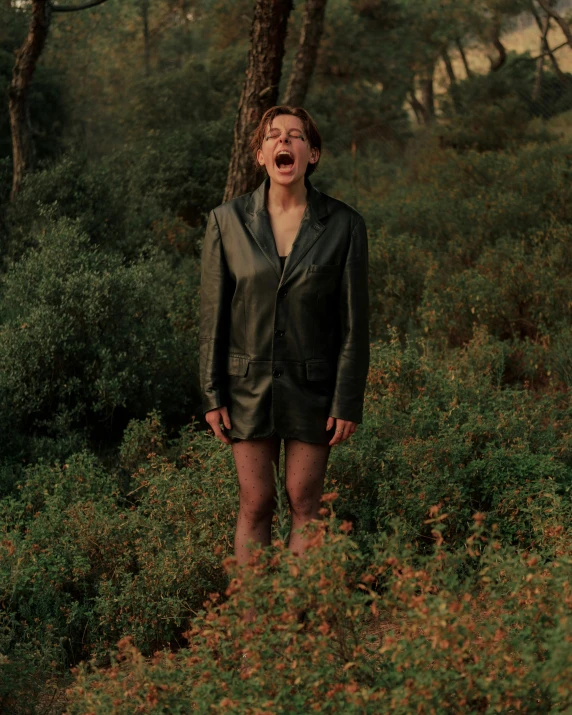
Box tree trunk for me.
[224,0,293,202]
[441,47,457,86]
[282,0,328,107]
[420,74,435,124]
[455,36,473,78]
[140,0,151,76]
[533,11,549,100]
[8,0,51,201]
[8,0,110,201]
[535,0,572,50]
[51,0,110,11]
[408,90,425,125]
[442,47,462,114]
[545,29,569,82]
[488,23,507,72]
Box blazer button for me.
[279,288,288,300]
[274,328,285,337]
[272,367,282,378]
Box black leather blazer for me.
[199,175,369,444]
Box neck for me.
[267,176,308,212]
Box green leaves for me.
[0,217,196,442]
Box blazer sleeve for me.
[199,209,232,415]
[329,216,370,423]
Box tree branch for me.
[51,0,110,13]
[535,0,572,49]
[529,39,570,60]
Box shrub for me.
[4,119,230,262]
[419,223,572,348]
[65,501,572,714]
[0,217,197,441]
[362,139,572,260]
[0,419,237,710]
[361,331,572,550]
[436,53,562,152]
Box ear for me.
[309,148,320,164]
[256,148,265,166]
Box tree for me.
[223,0,293,202]
[530,2,569,87]
[139,0,150,76]
[8,0,110,201]
[535,0,572,49]
[282,0,328,107]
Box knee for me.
[286,486,318,519]
[239,493,276,523]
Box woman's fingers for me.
[206,407,232,444]
[220,406,232,431]
[214,424,232,444]
[327,418,357,446]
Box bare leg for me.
[284,439,331,557]
[231,434,281,565]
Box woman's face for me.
[256,114,319,187]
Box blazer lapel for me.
[244,178,282,279]
[282,178,329,284]
[244,176,331,283]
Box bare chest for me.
[268,207,307,257]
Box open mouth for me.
[275,150,295,171]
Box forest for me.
[1,0,572,712]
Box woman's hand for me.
[326,416,357,446]
[206,406,232,445]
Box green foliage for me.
[359,139,572,344]
[64,503,572,714]
[2,2,572,710]
[111,122,231,249]
[0,419,236,711]
[4,119,230,262]
[307,0,412,152]
[437,53,572,152]
[4,153,126,258]
[0,217,198,442]
[420,225,572,347]
[365,330,572,550]
[529,71,572,119]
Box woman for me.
[199,105,369,569]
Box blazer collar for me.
[245,175,330,220]
[244,176,330,282]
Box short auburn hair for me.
[249,105,322,177]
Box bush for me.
[65,501,572,714]
[0,217,198,442]
[436,53,566,152]
[358,139,572,344]
[4,154,127,260]
[4,119,230,263]
[419,223,572,347]
[361,331,572,550]
[0,418,237,711]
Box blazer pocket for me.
[227,354,250,377]
[308,263,340,274]
[306,359,336,381]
